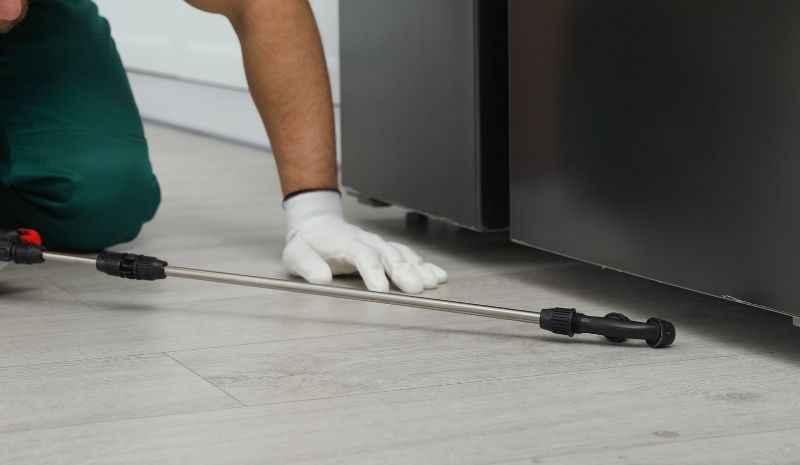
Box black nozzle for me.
[96,252,168,281]
[539,307,675,348]
[643,317,676,348]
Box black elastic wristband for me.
[283,188,341,203]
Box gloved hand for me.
[282,190,447,293]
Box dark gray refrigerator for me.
[508,0,800,316]
[339,0,509,230]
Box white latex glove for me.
[282,191,447,293]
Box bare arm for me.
[185,0,447,293]
[186,0,338,196]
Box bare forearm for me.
[183,0,447,293]
[229,0,338,196]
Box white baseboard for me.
[127,71,270,148]
[126,71,343,156]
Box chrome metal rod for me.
[41,250,539,323]
[164,266,541,324]
[42,251,98,266]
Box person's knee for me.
[1,125,160,251]
[5,133,163,251]
[51,162,161,251]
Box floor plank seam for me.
[172,349,800,410]
[0,320,463,370]
[0,404,249,437]
[162,321,474,355]
[0,352,171,370]
[164,353,249,407]
[530,423,800,460]
[41,276,118,315]
[5,357,800,441]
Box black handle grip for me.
[96,252,168,281]
[0,229,44,265]
[539,307,675,348]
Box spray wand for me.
[1,228,675,348]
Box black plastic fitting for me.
[603,312,631,343]
[96,252,168,281]
[539,307,675,348]
[0,230,44,265]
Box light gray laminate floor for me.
[2,124,799,465]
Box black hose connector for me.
[0,231,44,265]
[96,252,168,281]
[603,312,631,343]
[539,307,675,348]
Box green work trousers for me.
[0,0,160,251]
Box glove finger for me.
[414,263,439,289]
[282,238,333,284]
[386,257,427,293]
[343,241,391,292]
[359,232,405,275]
[360,233,430,291]
[424,263,448,284]
[389,242,441,289]
[389,243,436,289]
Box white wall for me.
[93,0,340,149]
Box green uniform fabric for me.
[0,0,160,251]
